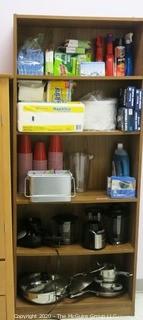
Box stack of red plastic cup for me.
[48,135,63,170]
[18,135,33,193]
[33,142,47,170]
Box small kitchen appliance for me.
[106,205,129,244]
[24,170,75,202]
[43,214,78,246]
[82,207,106,250]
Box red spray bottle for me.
[95,36,104,61]
[105,33,114,76]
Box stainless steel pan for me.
[19,273,68,304]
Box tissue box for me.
[17,101,85,132]
[107,176,136,198]
[18,81,45,102]
[80,62,105,76]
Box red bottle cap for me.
[48,135,63,152]
[18,135,32,154]
[33,142,47,161]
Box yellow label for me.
[22,125,77,132]
[23,105,83,113]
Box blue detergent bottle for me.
[125,33,133,76]
[112,143,130,176]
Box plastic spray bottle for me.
[95,36,104,61]
[105,34,114,76]
[114,38,125,76]
[112,143,130,176]
[125,33,133,76]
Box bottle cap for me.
[125,33,133,44]
[117,143,123,149]
[18,135,32,153]
[48,135,63,152]
[33,142,47,160]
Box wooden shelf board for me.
[0,74,13,79]
[16,294,133,316]
[16,243,134,257]
[16,191,138,205]
[16,75,143,81]
[17,130,141,136]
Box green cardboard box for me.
[54,52,73,76]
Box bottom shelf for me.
[16,294,133,317]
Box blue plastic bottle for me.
[125,33,133,76]
[112,143,130,176]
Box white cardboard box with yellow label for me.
[17,102,85,132]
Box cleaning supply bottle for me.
[105,33,114,76]
[18,135,33,193]
[95,36,104,61]
[114,38,125,76]
[125,33,133,76]
[33,142,47,170]
[48,135,63,170]
[112,143,130,176]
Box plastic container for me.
[112,143,130,176]
[95,36,104,62]
[105,34,114,76]
[125,33,134,76]
[83,98,117,131]
[114,38,125,76]
[48,135,63,170]
[33,142,47,170]
[18,135,33,193]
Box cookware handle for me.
[69,289,99,299]
[24,176,31,198]
[69,291,85,299]
[71,175,76,197]
[117,271,133,277]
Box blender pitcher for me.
[69,153,94,193]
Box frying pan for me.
[19,273,68,304]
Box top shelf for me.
[16,75,143,81]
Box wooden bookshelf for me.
[13,15,143,317]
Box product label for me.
[23,104,84,113]
[22,124,77,132]
[115,47,125,76]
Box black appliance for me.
[17,217,42,248]
[82,207,106,250]
[106,205,129,245]
[44,214,78,246]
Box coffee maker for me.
[82,206,106,250]
[106,205,129,245]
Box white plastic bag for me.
[81,91,117,131]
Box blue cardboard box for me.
[107,176,136,198]
[135,89,143,111]
[126,87,135,108]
